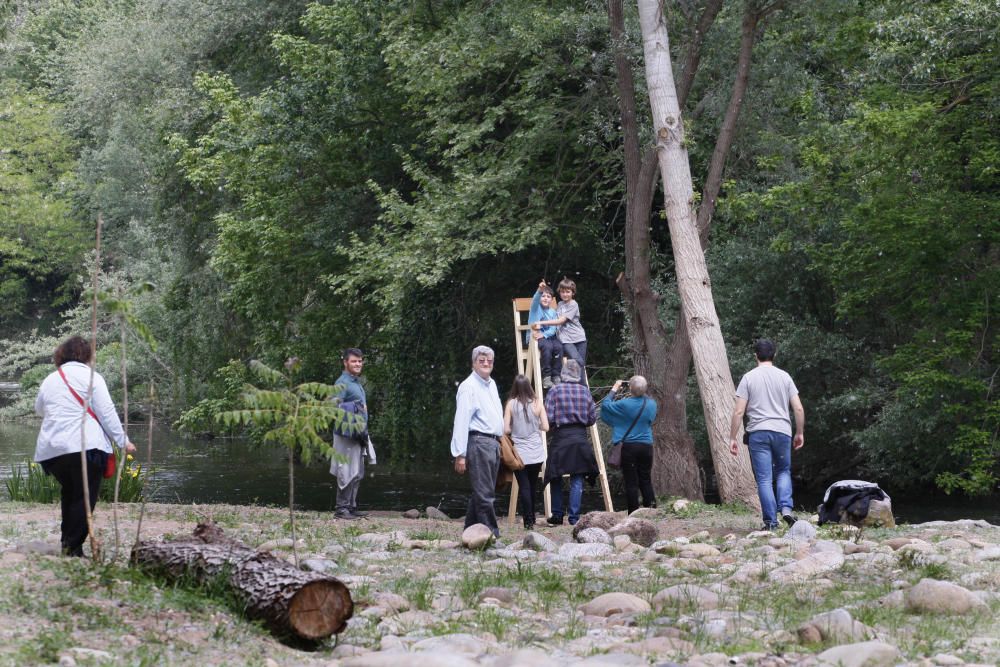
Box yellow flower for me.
[126,454,134,461]
[131,471,139,479]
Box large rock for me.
[571,511,622,539]
[651,584,719,611]
[905,578,989,614]
[426,506,451,521]
[558,542,614,559]
[575,527,613,545]
[814,641,899,667]
[411,633,491,656]
[461,524,494,550]
[343,652,478,667]
[769,551,845,583]
[607,518,659,547]
[861,498,895,528]
[579,592,651,617]
[522,531,557,552]
[797,608,871,643]
[786,520,818,542]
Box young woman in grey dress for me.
[503,374,549,529]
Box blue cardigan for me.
[600,392,657,444]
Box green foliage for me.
[216,358,354,465]
[4,461,59,503]
[711,0,999,494]
[5,454,149,503]
[0,83,87,328]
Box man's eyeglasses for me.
[476,357,494,365]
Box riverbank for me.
[1,500,998,666]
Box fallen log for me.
[132,522,353,641]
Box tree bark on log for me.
[132,523,353,641]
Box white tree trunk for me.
[636,0,759,509]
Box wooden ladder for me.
[508,297,614,529]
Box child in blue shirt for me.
[533,278,587,381]
[528,281,562,389]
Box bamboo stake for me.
[289,396,299,568]
[111,281,128,562]
[81,214,103,561]
[131,378,154,557]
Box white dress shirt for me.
[34,362,128,461]
[449,371,504,458]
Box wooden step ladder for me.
[508,297,614,529]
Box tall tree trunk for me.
[610,0,703,499]
[659,1,783,503]
[636,0,757,507]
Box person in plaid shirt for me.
[542,359,598,525]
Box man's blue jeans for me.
[549,474,584,525]
[747,430,793,528]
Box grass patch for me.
[408,528,446,541]
[392,574,434,610]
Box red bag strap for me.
[57,366,112,441]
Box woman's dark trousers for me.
[621,443,655,514]
[513,463,543,528]
[46,452,104,557]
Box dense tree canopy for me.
[0,0,995,498]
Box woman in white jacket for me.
[34,336,134,556]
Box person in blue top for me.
[450,345,505,538]
[600,375,658,514]
[330,348,369,520]
[528,280,561,389]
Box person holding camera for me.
[600,375,658,514]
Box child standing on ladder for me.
[533,278,587,381]
[528,281,562,389]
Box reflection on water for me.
[0,421,610,516]
[2,421,998,523]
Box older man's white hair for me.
[471,345,495,366]
[629,375,648,396]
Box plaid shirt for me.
[545,382,596,427]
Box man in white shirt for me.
[450,345,504,538]
[729,339,805,531]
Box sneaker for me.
[542,377,553,390]
[782,513,798,527]
[546,516,564,526]
[759,523,777,532]
[349,509,369,518]
[335,511,358,520]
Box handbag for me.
[57,367,117,478]
[608,397,648,469]
[499,434,524,471]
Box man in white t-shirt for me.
[729,339,805,530]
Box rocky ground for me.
[0,498,998,666]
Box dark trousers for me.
[513,462,543,528]
[621,443,655,514]
[561,340,588,379]
[464,433,501,536]
[537,337,562,379]
[44,451,104,556]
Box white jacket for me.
[34,362,127,462]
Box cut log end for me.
[288,579,354,639]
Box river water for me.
[2,421,998,524]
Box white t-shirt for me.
[735,364,798,437]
